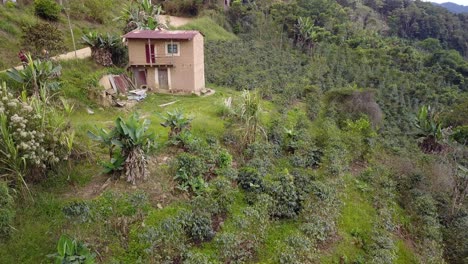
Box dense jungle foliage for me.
[0,0,467,263]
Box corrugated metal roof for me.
[123,30,200,40]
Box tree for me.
[88,113,156,184]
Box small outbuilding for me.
[123,29,205,94]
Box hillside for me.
[436,2,468,13]
[0,0,467,264]
[0,1,126,69]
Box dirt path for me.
[4,47,92,72]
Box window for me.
[166,43,179,55]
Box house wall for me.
[192,33,205,93]
[127,33,205,93]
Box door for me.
[158,68,169,89]
[133,68,147,88]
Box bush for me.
[62,201,91,224]
[216,233,255,264]
[140,217,188,262]
[279,235,316,264]
[202,177,235,215]
[237,167,263,193]
[265,170,300,219]
[173,153,208,195]
[0,182,15,240]
[183,252,210,264]
[181,211,215,243]
[34,0,61,21]
[21,22,65,58]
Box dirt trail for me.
[2,16,194,72]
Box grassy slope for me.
[177,17,237,41]
[0,3,124,70]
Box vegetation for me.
[88,113,156,184]
[34,0,61,21]
[117,0,163,33]
[48,234,95,264]
[21,22,66,58]
[0,0,467,263]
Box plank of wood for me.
[159,100,179,107]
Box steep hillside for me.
[0,0,466,264]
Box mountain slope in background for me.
[436,2,468,13]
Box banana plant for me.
[415,105,442,140]
[7,54,61,97]
[88,113,156,184]
[48,235,95,264]
[160,109,193,138]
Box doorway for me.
[158,68,169,89]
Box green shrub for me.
[279,235,316,264]
[265,170,300,219]
[201,177,235,215]
[139,217,187,262]
[216,233,255,264]
[173,152,208,195]
[366,230,396,264]
[238,167,263,193]
[217,149,232,169]
[181,211,215,243]
[0,181,15,240]
[183,252,211,264]
[244,142,279,175]
[62,201,91,224]
[452,125,468,144]
[34,0,61,21]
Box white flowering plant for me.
[0,82,72,190]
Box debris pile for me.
[98,74,148,107]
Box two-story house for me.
[122,29,205,94]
